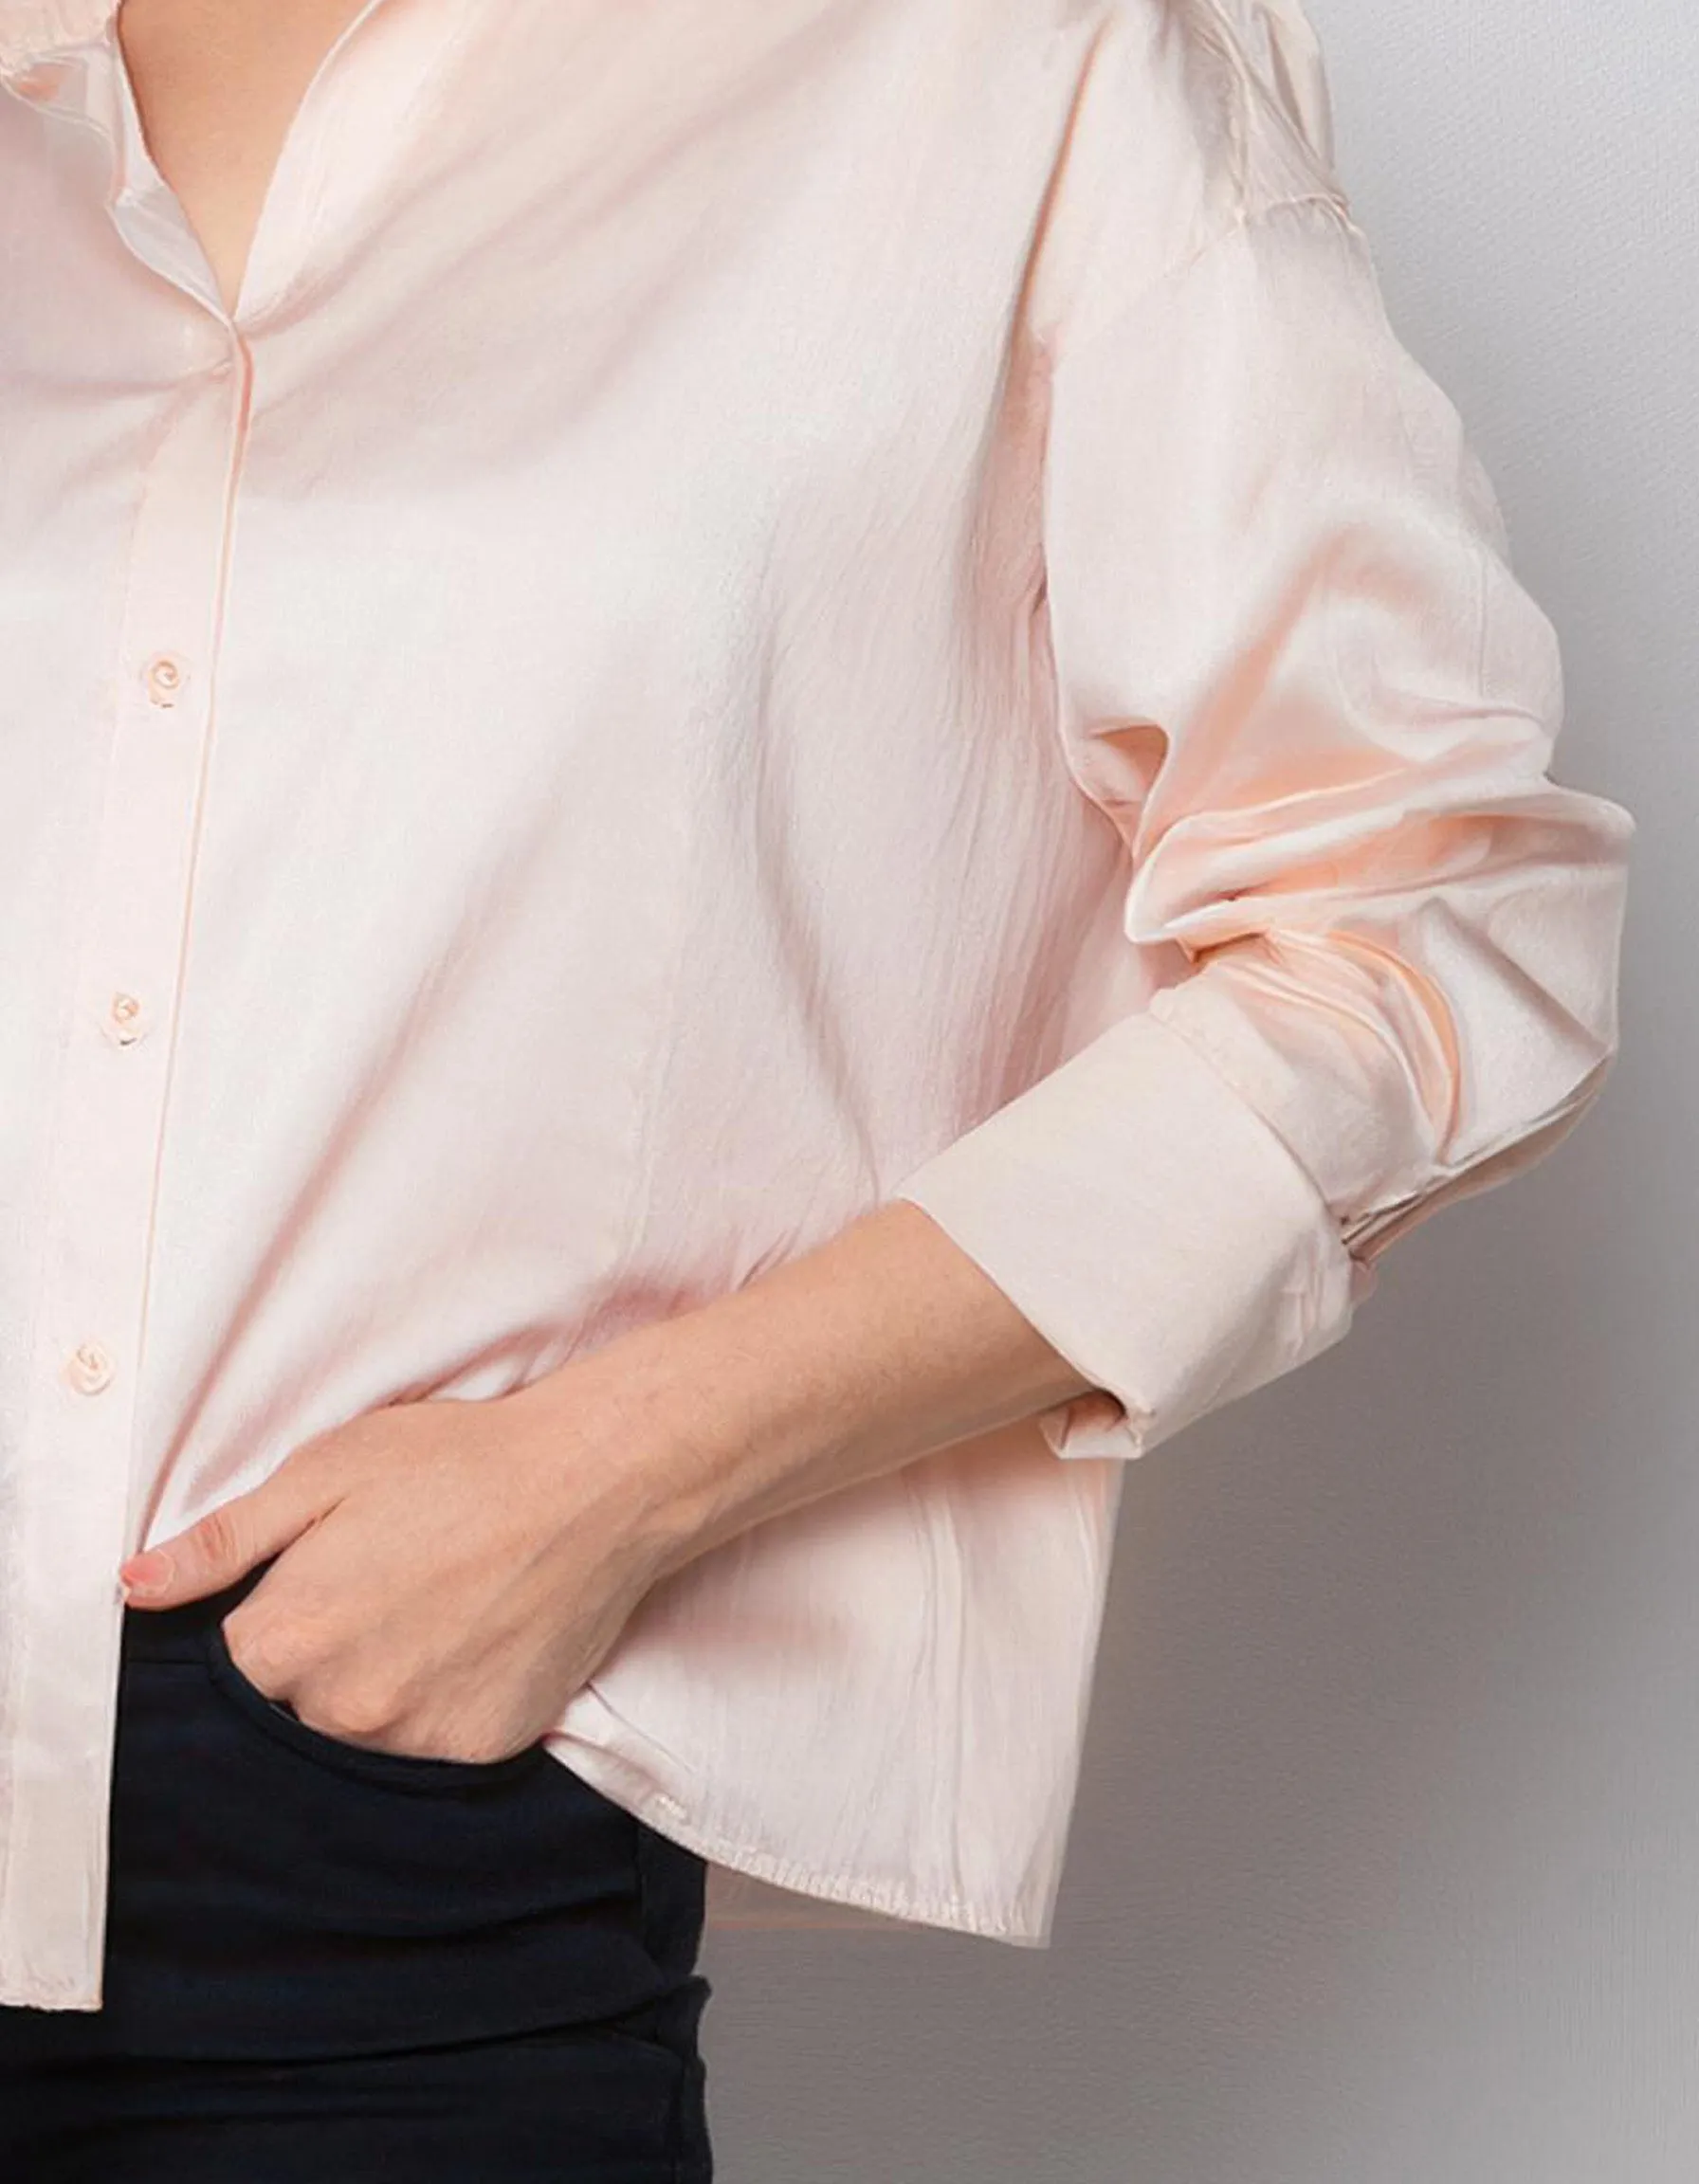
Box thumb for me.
[119,1452,333,1609]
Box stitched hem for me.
[579,1761,1056,1950]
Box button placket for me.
[3,0,480,2016]
[4,353,250,2006]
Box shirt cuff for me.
[888,1006,1372,1461]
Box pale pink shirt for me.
[0,0,1635,2011]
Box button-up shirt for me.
[0,0,1635,2010]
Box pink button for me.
[64,1343,114,1395]
[105,992,147,1046]
[142,653,188,707]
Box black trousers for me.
[0,1559,714,2181]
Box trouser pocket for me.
[98,1565,688,2062]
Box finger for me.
[119,1454,334,1609]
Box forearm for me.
[516,1201,1102,1579]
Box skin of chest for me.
[115,0,372,314]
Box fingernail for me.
[119,1550,174,1599]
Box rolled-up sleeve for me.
[890,184,1635,1464]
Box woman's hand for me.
[114,1199,1101,1766]
[115,1363,696,1765]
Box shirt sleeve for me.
[888,165,1635,1464]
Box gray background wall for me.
[700,4,1696,2175]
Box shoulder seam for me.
[1187,0,1349,223]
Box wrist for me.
[502,1308,787,1582]
[587,1292,836,1572]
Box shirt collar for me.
[0,1,118,69]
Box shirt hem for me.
[586,1762,1057,1951]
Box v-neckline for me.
[107,0,399,326]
